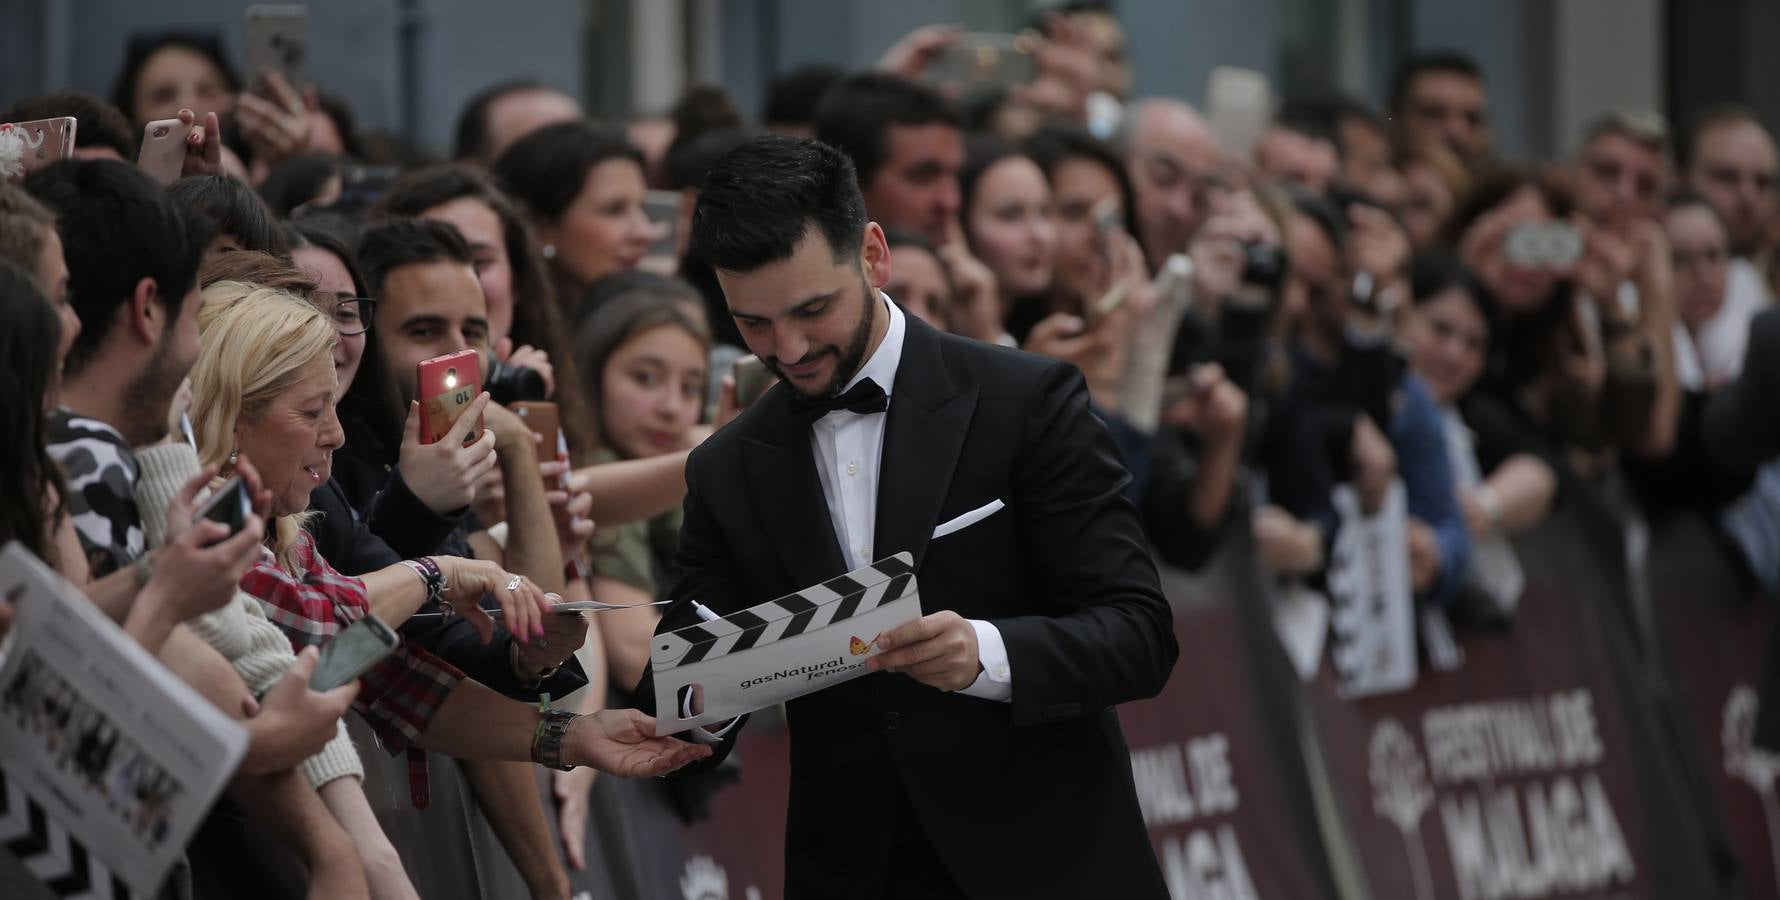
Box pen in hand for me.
[690,600,720,623]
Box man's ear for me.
[126,277,162,345]
[861,222,892,291]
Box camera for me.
[1239,243,1287,291]
[485,359,548,405]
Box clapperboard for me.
[652,553,923,734]
[0,542,246,899]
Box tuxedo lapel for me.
[876,315,978,571]
[741,388,848,591]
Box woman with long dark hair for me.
[0,261,72,568]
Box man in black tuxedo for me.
[640,135,1176,899]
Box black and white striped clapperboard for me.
[0,769,133,900]
[651,553,922,734]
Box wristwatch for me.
[531,708,578,771]
[509,640,560,687]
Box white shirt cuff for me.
[957,619,1013,702]
[680,690,740,744]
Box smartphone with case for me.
[137,118,194,186]
[0,117,77,182]
[928,32,1039,90]
[1204,66,1272,160]
[310,615,399,691]
[194,476,250,542]
[417,349,484,446]
[732,355,775,408]
[511,401,562,465]
[245,5,309,91]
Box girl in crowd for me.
[1403,252,1559,621]
[881,229,954,330]
[492,121,654,317]
[958,137,1058,342]
[186,279,707,777]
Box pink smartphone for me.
[0,117,77,182]
[137,118,194,186]
[417,349,484,446]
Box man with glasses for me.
[1390,51,1492,168]
[1575,111,1672,231]
[1121,98,1226,273]
[1684,105,1779,305]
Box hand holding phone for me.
[309,615,399,691]
[193,476,252,544]
[246,5,309,90]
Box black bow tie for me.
[789,378,888,421]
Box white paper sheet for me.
[1326,481,1419,698]
[0,542,248,897]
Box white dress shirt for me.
[809,294,1012,702]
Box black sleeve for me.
[405,616,589,702]
[1140,428,1227,572]
[362,467,466,561]
[994,363,1180,727]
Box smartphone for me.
[137,118,193,186]
[245,5,308,90]
[417,349,484,446]
[1204,66,1272,161]
[0,117,77,182]
[732,355,775,409]
[643,189,681,260]
[1504,222,1582,270]
[310,615,399,691]
[193,476,250,541]
[511,401,561,465]
[927,32,1039,90]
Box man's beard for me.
[766,279,877,399]
[120,335,188,447]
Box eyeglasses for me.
[332,296,377,336]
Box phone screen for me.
[310,616,399,691]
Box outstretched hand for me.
[563,708,712,777]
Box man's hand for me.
[562,709,712,776]
[1350,414,1397,515]
[398,395,499,514]
[877,24,962,78]
[493,337,557,398]
[867,611,981,692]
[514,607,591,675]
[241,646,359,774]
[552,767,598,870]
[1407,518,1441,593]
[1252,506,1324,575]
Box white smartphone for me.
[137,118,193,186]
[310,615,399,691]
[245,5,309,89]
[1204,66,1272,160]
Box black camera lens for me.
[1239,243,1287,290]
[486,361,547,404]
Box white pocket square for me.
[932,499,1005,539]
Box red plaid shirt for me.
[240,530,463,753]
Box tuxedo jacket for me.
[638,312,1177,900]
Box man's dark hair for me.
[1289,190,1348,252]
[491,120,644,224]
[169,174,290,256]
[1679,103,1767,172]
[355,217,475,300]
[452,78,568,162]
[0,91,137,159]
[1389,50,1485,116]
[813,72,963,190]
[23,159,212,375]
[1409,249,1494,321]
[691,135,866,273]
[763,65,844,129]
[109,31,240,122]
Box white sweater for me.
[134,443,363,788]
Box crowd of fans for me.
[2,4,1778,898]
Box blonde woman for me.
[187,281,707,780]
